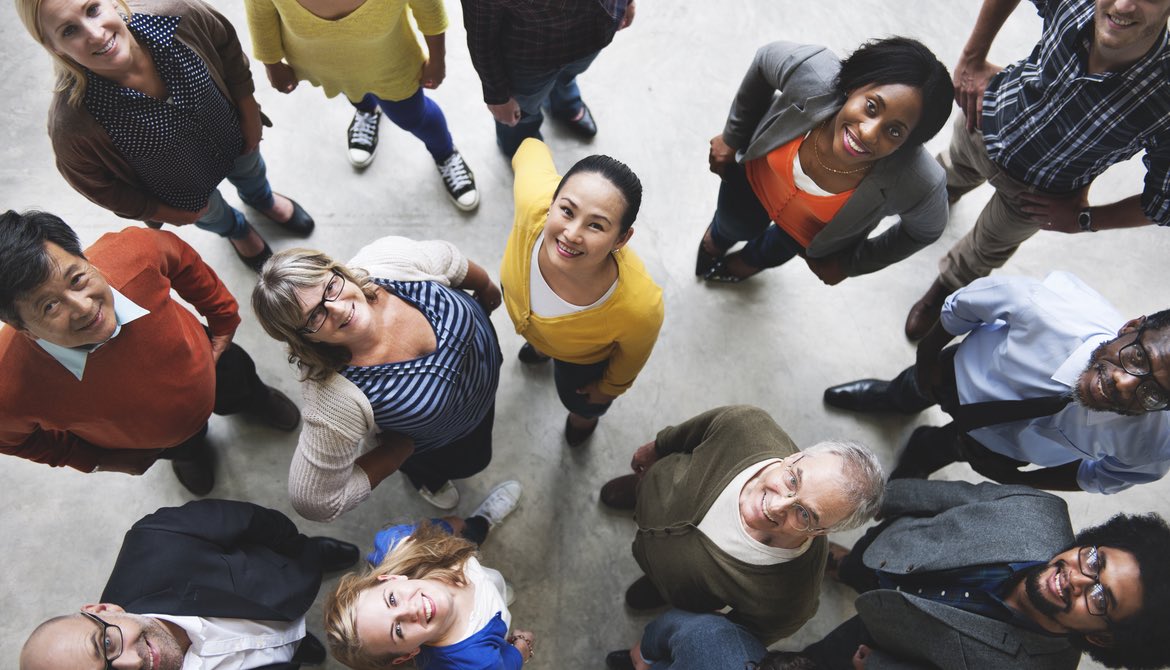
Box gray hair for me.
[802,439,884,532]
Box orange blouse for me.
[744,135,854,248]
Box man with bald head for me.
[20,499,357,670]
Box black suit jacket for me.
[100,499,326,670]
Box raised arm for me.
[954,0,1020,129]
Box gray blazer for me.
[856,480,1082,670]
[721,42,948,276]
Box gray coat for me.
[721,41,948,276]
[856,479,1082,670]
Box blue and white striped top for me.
[341,280,501,453]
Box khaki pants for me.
[936,114,1049,289]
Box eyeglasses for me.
[1117,321,1170,411]
[1078,545,1111,619]
[79,610,123,670]
[777,454,827,534]
[300,270,345,334]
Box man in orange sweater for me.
[0,210,299,494]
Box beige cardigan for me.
[288,236,468,522]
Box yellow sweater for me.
[501,139,665,398]
[244,0,446,103]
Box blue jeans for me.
[196,150,275,240]
[708,162,804,269]
[640,610,767,670]
[496,50,600,157]
[353,88,454,162]
[553,358,612,418]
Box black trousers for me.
[399,404,495,493]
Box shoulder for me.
[87,228,174,285]
[755,41,841,89]
[613,250,664,316]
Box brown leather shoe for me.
[904,277,951,341]
[600,474,638,510]
[253,386,301,431]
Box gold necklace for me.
[813,121,872,175]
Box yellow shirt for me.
[501,139,665,398]
[244,0,447,103]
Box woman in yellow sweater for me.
[243,0,478,210]
[501,139,664,446]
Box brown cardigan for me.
[47,0,256,221]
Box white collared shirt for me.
[34,287,150,380]
[148,614,305,670]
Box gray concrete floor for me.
[2,2,1168,668]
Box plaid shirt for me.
[981,0,1170,224]
[877,561,1051,633]
[460,0,626,104]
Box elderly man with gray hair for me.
[600,405,884,647]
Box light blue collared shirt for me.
[35,288,150,381]
[942,271,1170,494]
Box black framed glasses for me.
[1078,545,1111,619]
[79,610,123,670]
[300,269,345,334]
[1118,321,1170,411]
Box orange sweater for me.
[0,227,240,472]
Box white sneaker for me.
[347,109,380,168]
[436,150,480,211]
[417,480,460,509]
[471,480,522,526]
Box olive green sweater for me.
[632,405,827,644]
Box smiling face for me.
[37,0,136,77]
[1020,546,1143,638]
[21,605,186,670]
[13,241,117,348]
[1093,0,1170,65]
[738,453,852,546]
[1074,318,1170,415]
[542,171,633,274]
[829,83,923,168]
[294,271,374,348]
[353,575,460,662]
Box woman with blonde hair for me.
[252,236,503,519]
[325,484,532,670]
[17,0,314,271]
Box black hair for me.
[1069,513,1170,669]
[835,36,954,149]
[0,210,84,327]
[1141,307,1170,334]
[552,154,643,234]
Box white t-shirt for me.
[148,614,304,670]
[529,233,617,317]
[695,459,812,565]
[461,556,511,640]
[792,137,834,196]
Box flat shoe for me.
[235,239,273,274]
[695,239,720,277]
[565,415,598,447]
[600,474,638,510]
[518,342,551,364]
[703,259,745,284]
[553,102,598,138]
[271,197,315,236]
[605,650,636,670]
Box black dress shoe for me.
[565,414,598,447]
[252,386,301,431]
[554,102,598,138]
[310,536,360,572]
[171,440,216,496]
[517,342,551,364]
[606,649,636,670]
[291,632,326,665]
[235,239,273,274]
[823,379,899,413]
[600,474,638,510]
[625,575,667,610]
[272,197,315,236]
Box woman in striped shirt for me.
[252,236,503,521]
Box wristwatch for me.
[1078,207,1095,233]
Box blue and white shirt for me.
[981,0,1170,224]
[84,13,242,212]
[342,280,501,453]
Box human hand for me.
[952,53,1002,131]
[473,279,502,313]
[509,629,536,664]
[265,62,298,94]
[1021,187,1089,233]
[237,94,264,154]
[805,254,847,285]
[631,641,651,670]
[488,99,521,126]
[618,0,636,29]
[576,381,616,406]
[630,440,659,477]
[851,644,872,670]
[208,332,233,363]
[708,134,736,177]
[419,55,446,89]
[96,448,162,475]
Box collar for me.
[35,287,150,380]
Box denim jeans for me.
[196,150,275,240]
[353,88,454,161]
[640,610,767,670]
[553,358,613,418]
[496,50,600,157]
[708,162,804,269]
